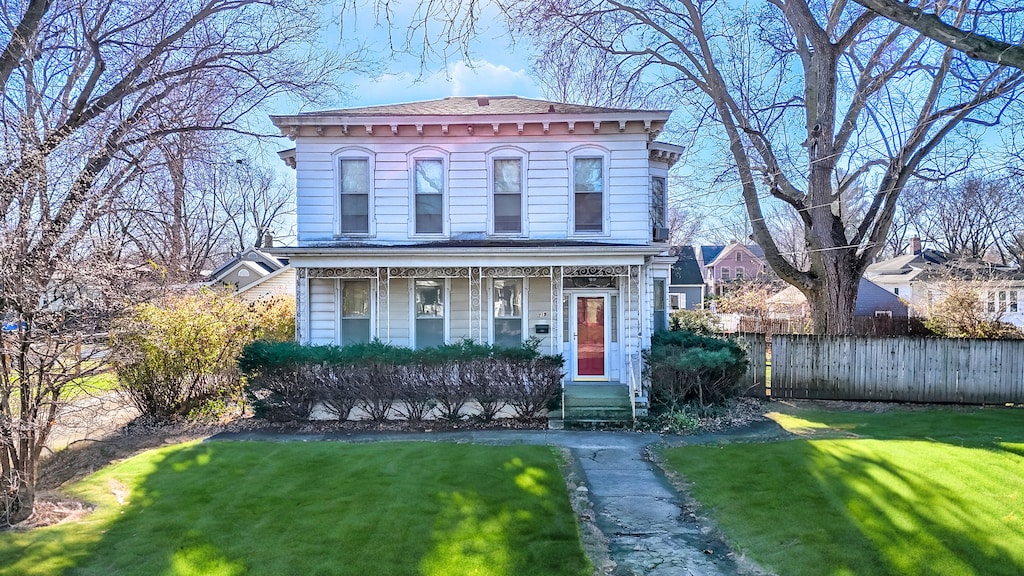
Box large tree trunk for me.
[805,257,860,335]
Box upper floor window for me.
[735,268,744,280]
[721,267,731,281]
[573,155,605,234]
[651,176,666,231]
[492,157,523,234]
[735,252,742,262]
[338,158,370,234]
[413,158,444,235]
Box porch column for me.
[295,267,309,344]
[470,266,482,343]
[550,266,562,356]
[377,267,390,342]
[627,264,642,395]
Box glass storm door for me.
[574,295,608,380]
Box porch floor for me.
[562,382,633,423]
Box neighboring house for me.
[669,246,705,310]
[270,96,681,396]
[866,240,1024,327]
[696,242,768,295]
[768,278,910,319]
[206,247,296,302]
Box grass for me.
[662,405,1024,576]
[0,441,590,576]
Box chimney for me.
[263,232,273,248]
[910,236,921,255]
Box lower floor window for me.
[340,280,371,345]
[493,278,523,348]
[415,279,445,348]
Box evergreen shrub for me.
[644,330,747,410]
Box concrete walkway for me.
[210,426,780,575]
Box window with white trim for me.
[338,158,370,234]
[1011,290,1019,313]
[492,158,523,234]
[670,293,686,310]
[413,158,444,235]
[414,279,445,348]
[653,279,667,332]
[651,176,666,232]
[721,267,731,281]
[735,268,744,279]
[573,156,604,233]
[340,280,371,345]
[492,278,524,348]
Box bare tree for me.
[0,0,355,525]
[853,0,1024,70]
[912,174,1024,263]
[488,0,1024,333]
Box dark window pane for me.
[493,318,523,348]
[416,318,445,348]
[651,176,666,229]
[341,318,371,346]
[340,194,368,233]
[493,193,521,233]
[416,195,443,234]
[575,191,602,232]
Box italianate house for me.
[271,96,681,407]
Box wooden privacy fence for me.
[746,334,1024,404]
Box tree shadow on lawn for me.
[2,442,590,576]
[670,429,1024,576]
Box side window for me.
[492,158,523,234]
[653,279,667,332]
[492,278,524,347]
[413,158,444,235]
[573,156,604,233]
[651,176,666,232]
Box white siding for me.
[238,269,296,303]
[309,278,336,344]
[294,136,654,245]
[526,277,554,351]
[449,279,472,341]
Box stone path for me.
[211,426,782,575]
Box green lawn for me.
[1,441,590,576]
[663,406,1024,576]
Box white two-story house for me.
[270,96,680,400]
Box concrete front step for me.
[562,383,635,423]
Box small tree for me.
[112,290,294,421]
[923,282,1024,339]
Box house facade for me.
[696,242,768,296]
[270,96,680,397]
[206,247,296,303]
[866,248,1024,327]
[669,246,705,311]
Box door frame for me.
[570,292,611,381]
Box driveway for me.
[211,424,783,575]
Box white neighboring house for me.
[866,243,1024,327]
[270,96,681,399]
[206,248,296,303]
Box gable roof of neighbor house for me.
[671,246,705,285]
[700,243,766,267]
[207,248,288,285]
[867,249,1024,284]
[770,278,910,317]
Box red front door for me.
[575,296,606,378]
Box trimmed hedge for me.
[644,330,748,410]
[239,339,565,422]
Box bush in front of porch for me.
[238,339,564,423]
[643,330,748,428]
